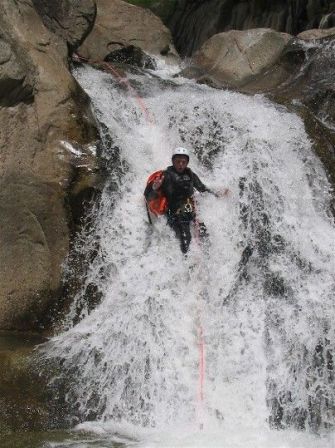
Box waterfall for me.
[40,63,335,447]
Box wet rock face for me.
[32,0,97,52]
[0,0,100,330]
[0,333,70,433]
[78,0,179,63]
[319,11,335,28]
[168,0,335,56]
[269,38,335,196]
[184,27,335,210]
[235,35,335,193]
[0,334,49,433]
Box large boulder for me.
[0,0,100,330]
[78,0,179,63]
[189,29,292,88]
[32,0,97,52]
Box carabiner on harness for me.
[176,197,195,215]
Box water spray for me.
[71,53,209,431]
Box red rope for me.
[193,201,206,429]
[198,321,205,402]
[72,53,155,125]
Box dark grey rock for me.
[104,45,157,70]
[0,36,34,106]
[32,0,97,52]
[168,0,335,56]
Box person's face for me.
[173,155,189,173]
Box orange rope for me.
[193,203,206,430]
[72,53,155,125]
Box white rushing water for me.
[42,63,335,447]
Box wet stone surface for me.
[0,332,48,435]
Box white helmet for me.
[172,146,189,160]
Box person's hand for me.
[215,188,230,198]
[152,175,164,191]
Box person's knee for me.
[167,213,193,253]
[180,223,192,252]
[198,222,208,238]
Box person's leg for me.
[167,214,192,253]
[194,220,210,254]
[197,222,208,238]
[179,219,192,253]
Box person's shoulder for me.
[165,166,174,177]
[187,167,197,178]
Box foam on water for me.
[41,64,335,447]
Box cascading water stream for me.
[40,62,335,447]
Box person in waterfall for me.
[144,147,229,253]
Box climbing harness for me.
[175,197,195,215]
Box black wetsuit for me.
[145,166,214,253]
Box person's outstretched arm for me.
[192,172,229,197]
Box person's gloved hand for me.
[215,188,230,198]
[152,175,164,191]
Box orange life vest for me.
[146,170,168,216]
